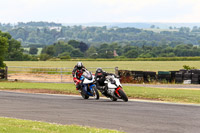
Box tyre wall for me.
[118,69,200,84]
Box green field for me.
[1,82,200,104]
[4,61,200,71]
[0,117,122,133]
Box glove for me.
[73,77,79,82]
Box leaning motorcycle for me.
[78,70,99,100]
[99,75,128,102]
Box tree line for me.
[1,21,200,64]
[40,40,200,60]
[1,22,200,47]
[1,29,200,65]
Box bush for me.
[39,54,51,61]
[183,65,197,70]
[58,52,71,59]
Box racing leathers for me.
[95,71,114,94]
[72,65,86,90]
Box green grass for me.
[4,61,200,71]
[0,82,77,94]
[1,82,200,104]
[125,86,200,104]
[0,117,122,133]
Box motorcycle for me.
[99,75,128,102]
[78,70,99,100]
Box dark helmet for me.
[96,68,103,76]
[77,62,83,70]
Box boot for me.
[76,83,81,90]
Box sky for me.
[1,0,200,24]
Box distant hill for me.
[1,21,200,47]
[63,22,200,29]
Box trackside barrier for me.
[0,66,7,80]
[118,69,200,84]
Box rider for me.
[72,62,87,90]
[95,68,114,94]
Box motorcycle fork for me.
[89,84,95,94]
[115,87,122,97]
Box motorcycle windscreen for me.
[82,71,92,80]
[82,71,93,84]
[107,77,121,88]
[108,83,117,89]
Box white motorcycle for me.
[102,75,128,102]
[79,70,99,100]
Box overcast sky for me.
[0,0,200,23]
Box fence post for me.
[61,68,63,82]
[115,67,118,76]
[5,66,8,80]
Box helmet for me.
[77,62,83,70]
[96,68,103,76]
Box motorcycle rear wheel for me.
[81,91,89,99]
[110,97,117,101]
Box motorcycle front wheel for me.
[92,86,99,100]
[118,89,128,102]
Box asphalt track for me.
[0,91,200,133]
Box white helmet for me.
[77,62,83,69]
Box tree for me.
[150,25,155,28]
[96,43,114,58]
[1,30,31,61]
[179,27,190,33]
[5,39,24,61]
[39,54,51,61]
[124,49,139,58]
[79,41,88,52]
[0,34,8,68]
[192,26,199,32]
[85,46,97,58]
[70,49,84,57]
[29,47,38,55]
[68,40,80,48]
[52,41,75,56]
[42,45,55,56]
[58,52,71,59]
[198,40,200,45]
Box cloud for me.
[166,0,200,22]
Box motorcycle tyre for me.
[81,91,89,99]
[110,96,117,101]
[93,86,99,100]
[118,89,128,102]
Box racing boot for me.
[76,83,82,90]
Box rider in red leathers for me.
[72,62,87,90]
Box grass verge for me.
[0,81,200,104]
[0,117,122,133]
